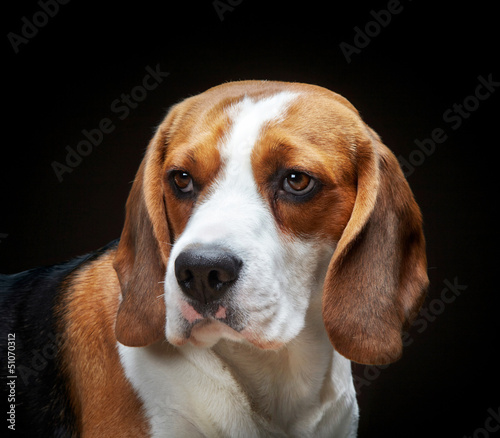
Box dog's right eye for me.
[171,171,194,194]
[283,172,315,195]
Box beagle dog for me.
[0,81,428,437]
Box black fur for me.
[0,240,118,437]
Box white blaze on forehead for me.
[179,91,300,244]
[221,91,299,175]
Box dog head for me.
[113,81,428,365]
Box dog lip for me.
[188,319,244,347]
[182,299,229,322]
[171,298,247,346]
[214,305,227,319]
[170,307,284,351]
[181,301,204,324]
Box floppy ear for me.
[322,128,429,365]
[113,128,171,347]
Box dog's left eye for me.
[172,171,194,193]
[283,171,316,195]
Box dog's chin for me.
[168,318,286,351]
[174,319,246,348]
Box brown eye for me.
[283,172,315,195]
[172,171,194,193]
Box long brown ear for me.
[322,129,429,365]
[113,128,171,347]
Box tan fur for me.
[322,128,429,364]
[60,250,149,436]
[252,88,360,241]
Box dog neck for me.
[119,292,358,437]
[212,293,355,429]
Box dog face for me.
[163,90,353,350]
[113,81,428,365]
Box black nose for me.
[174,246,243,304]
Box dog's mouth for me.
[181,300,230,324]
[167,297,286,351]
[186,319,244,348]
[169,300,246,348]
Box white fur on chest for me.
[119,341,264,437]
[118,330,358,437]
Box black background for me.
[2,1,499,437]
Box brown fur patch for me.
[322,130,428,365]
[251,90,360,241]
[60,249,149,436]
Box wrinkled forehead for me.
[163,82,363,177]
